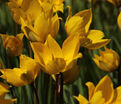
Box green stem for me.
[54,74,59,104]
[31,83,39,104]
[44,74,50,104]
[59,73,63,104]
[118,58,121,86]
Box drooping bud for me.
[93,47,120,72]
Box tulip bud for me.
[93,48,120,72]
[1,33,24,56]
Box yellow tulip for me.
[117,12,121,30]
[93,47,120,72]
[30,34,82,74]
[75,75,121,104]
[65,8,92,36]
[8,0,42,24]
[0,55,40,86]
[38,0,64,12]
[21,3,60,42]
[65,8,110,49]
[0,82,9,97]
[106,0,121,7]
[0,82,16,104]
[0,33,24,56]
[83,30,110,49]
[52,63,80,84]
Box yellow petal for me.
[94,75,114,103]
[86,82,95,100]
[52,0,64,12]
[87,30,105,42]
[74,94,89,104]
[64,53,82,72]
[8,2,25,24]
[30,42,52,65]
[65,16,84,36]
[85,30,110,49]
[65,8,92,36]
[45,58,66,74]
[50,14,60,38]
[19,55,40,80]
[75,8,92,34]
[20,17,41,42]
[117,12,121,30]
[90,91,105,104]
[0,82,9,96]
[62,34,81,61]
[0,68,27,86]
[46,35,63,58]
[34,13,51,42]
[16,33,24,41]
[111,86,121,103]
[85,39,110,49]
[25,0,42,20]
[53,2,64,13]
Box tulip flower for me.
[21,2,60,42]
[0,33,24,56]
[106,0,121,8]
[0,82,9,96]
[117,12,121,30]
[0,82,16,104]
[31,34,82,74]
[65,8,110,49]
[38,0,64,12]
[8,0,42,24]
[93,47,120,72]
[0,55,40,86]
[75,75,121,104]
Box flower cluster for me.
[0,0,121,103]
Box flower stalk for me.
[54,74,59,104]
[31,83,39,104]
[59,73,63,104]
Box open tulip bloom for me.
[75,75,121,104]
[65,8,110,49]
[21,2,60,42]
[0,55,40,86]
[31,34,82,74]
